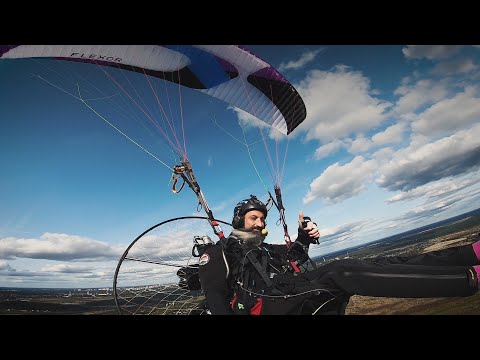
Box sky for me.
[1,44,480,288]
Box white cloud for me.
[394,79,449,114]
[396,187,480,224]
[314,140,345,160]
[432,57,478,76]
[0,260,12,270]
[296,66,391,142]
[402,45,463,60]
[343,124,406,156]
[278,49,324,71]
[233,107,267,130]
[404,200,455,220]
[40,264,94,273]
[140,232,193,260]
[0,233,123,261]
[0,269,53,277]
[386,173,480,203]
[320,219,368,240]
[412,88,480,136]
[349,135,373,153]
[372,147,396,163]
[207,155,213,167]
[304,156,378,204]
[234,107,287,142]
[371,123,406,146]
[377,123,480,191]
[408,133,431,149]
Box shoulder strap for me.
[245,251,274,287]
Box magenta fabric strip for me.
[473,265,480,287]
[473,241,480,261]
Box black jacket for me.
[198,228,349,315]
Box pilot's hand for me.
[298,211,320,242]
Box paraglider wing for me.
[0,45,306,135]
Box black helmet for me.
[232,195,267,229]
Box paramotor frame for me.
[113,216,232,315]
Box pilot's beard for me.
[231,228,265,247]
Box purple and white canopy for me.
[1,45,306,135]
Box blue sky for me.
[2,45,480,288]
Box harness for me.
[221,238,290,314]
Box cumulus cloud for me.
[278,49,324,71]
[320,219,369,243]
[235,107,269,130]
[395,204,450,226]
[0,260,12,270]
[394,79,449,115]
[135,233,192,261]
[0,269,53,277]
[396,187,480,224]
[386,173,480,203]
[349,135,373,153]
[372,147,396,163]
[432,58,478,76]
[40,264,94,273]
[296,66,391,142]
[83,271,110,279]
[233,107,287,142]
[0,233,123,261]
[349,123,407,154]
[308,219,377,255]
[412,88,480,136]
[402,45,463,60]
[371,123,406,146]
[314,140,345,160]
[128,217,234,263]
[304,156,378,204]
[377,123,480,192]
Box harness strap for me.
[245,251,274,287]
[261,248,268,271]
